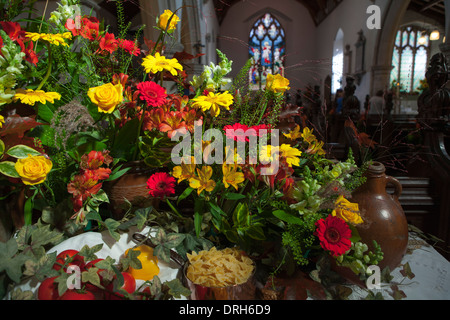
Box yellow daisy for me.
[13,89,61,106]
[191,91,234,117]
[141,52,183,76]
[25,32,72,46]
[279,144,302,167]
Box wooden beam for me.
[421,0,444,12]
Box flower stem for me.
[166,199,183,218]
[36,43,52,91]
[132,104,146,161]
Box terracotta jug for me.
[351,162,408,271]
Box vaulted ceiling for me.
[408,0,445,26]
[213,0,343,26]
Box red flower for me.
[315,216,352,257]
[67,171,103,212]
[146,172,176,200]
[224,123,255,142]
[99,32,118,54]
[251,124,271,137]
[80,150,113,170]
[118,39,140,56]
[66,16,100,41]
[0,21,25,41]
[137,81,167,107]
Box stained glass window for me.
[249,13,286,90]
[390,26,430,93]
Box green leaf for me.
[246,225,265,240]
[177,187,194,204]
[152,228,166,246]
[0,139,5,157]
[10,288,34,300]
[154,244,171,263]
[272,210,303,225]
[79,244,103,262]
[82,267,104,289]
[30,224,64,248]
[165,233,186,248]
[121,248,142,270]
[223,193,246,200]
[194,212,202,238]
[0,161,20,178]
[400,262,415,280]
[0,238,28,283]
[165,279,191,298]
[22,251,58,281]
[104,218,121,241]
[105,166,132,181]
[233,202,249,226]
[6,145,42,159]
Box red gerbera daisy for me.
[118,39,141,56]
[315,215,352,257]
[146,172,176,199]
[137,81,167,107]
[224,123,256,142]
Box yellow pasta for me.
[186,247,254,288]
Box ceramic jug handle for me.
[386,176,402,201]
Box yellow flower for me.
[225,146,244,164]
[189,166,216,195]
[157,9,180,32]
[88,83,123,114]
[13,89,61,106]
[283,125,302,141]
[279,144,302,167]
[259,145,279,163]
[25,32,72,46]
[266,74,290,93]
[0,115,4,128]
[332,195,364,225]
[306,140,326,156]
[172,157,196,183]
[15,154,52,186]
[141,52,183,76]
[192,91,234,117]
[222,163,245,190]
[301,127,317,144]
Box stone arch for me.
[370,0,411,95]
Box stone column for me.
[139,0,160,42]
[439,0,450,59]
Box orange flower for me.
[158,111,188,138]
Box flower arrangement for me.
[0,0,385,300]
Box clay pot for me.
[104,161,160,219]
[351,162,409,271]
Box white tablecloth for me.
[10,229,450,300]
[347,234,450,300]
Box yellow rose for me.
[332,195,364,225]
[266,74,290,93]
[158,9,180,32]
[15,154,53,185]
[88,83,123,114]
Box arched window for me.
[332,29,344,94]
[248,13,286,90]
[390,26,430,94]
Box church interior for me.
[0,0,449,302]
[53,0,449,259]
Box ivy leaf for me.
[390,284,407,300]
[105,218,121,241]
[165,233,185,248]
[399,262,415,280]
[150,275,162,297]
[152,228,166,246]
[0,238,28,283]
[82,267,104,289]
[30,224,64,248]
[96,256,116,272]
[78,244,103,263]
[22,251,58,281]
[54,273,70,297]
[120,249,142,270]
[154,245,171,264]
[10,288,34,300]
[165,279,191,299]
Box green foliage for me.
[281,212,323,266]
